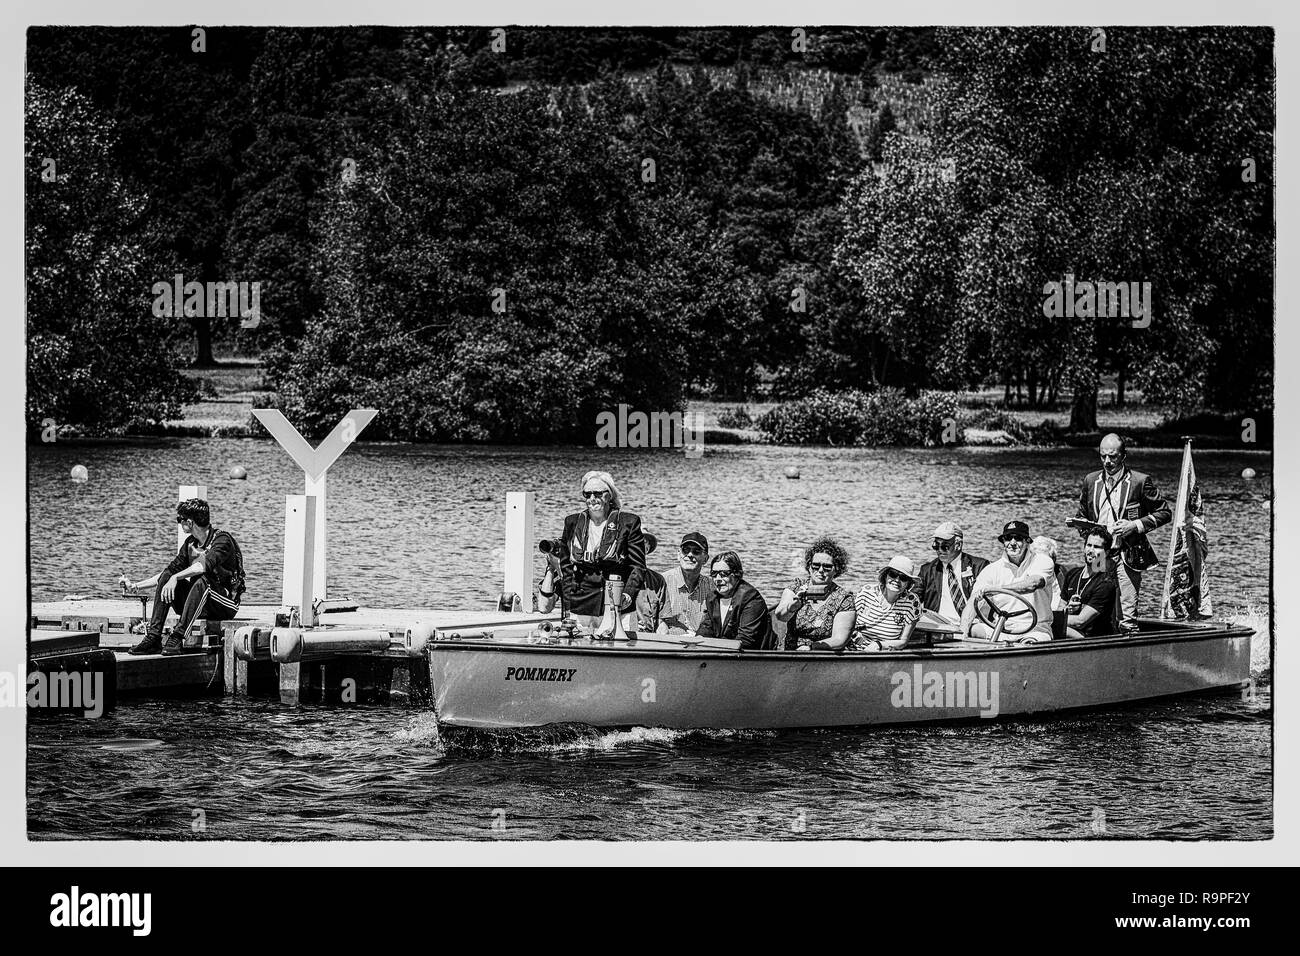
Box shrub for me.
[715,405,754,429]
[757,388,957,446]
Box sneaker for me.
[128,635,162,655]
[160,635,186,656]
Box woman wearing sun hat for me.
[848,555,923,651]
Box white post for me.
[178,485,207,552]
[306,472,326,603]
[282,495,318,627]
[503,491,536,608]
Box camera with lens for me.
[538,539,564,555]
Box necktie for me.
[947,563,966,615]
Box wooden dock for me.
[29,597,559,707]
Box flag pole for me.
[1159,438,1193,618]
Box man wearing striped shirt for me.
[851,556,923,651]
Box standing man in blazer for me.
[1075,434,1171,630]
[917,521,989,625]
[697,550,774,650]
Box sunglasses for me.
[1002,536,1029,543]
[809,561,835,571]
[681,545,704,556]
[884,570,911,583]
[582,489,608,499]
[932,539,957,552]
[710,569,736,579]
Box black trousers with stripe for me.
[145,576,239,642]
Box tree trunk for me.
[1069,384,1098,432]
[1116,366,1127,407]
[1026,365,1039,409]
[1003,380,1012,406]
[192,317,216,367]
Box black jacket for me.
[1076,467,1171,571]
[557,509,646,616]
[164,528,245,599]
[917,552,989,614]
[697,580,775,651]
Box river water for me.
[27,440,1272,840]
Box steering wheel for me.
[972,588,1038,642]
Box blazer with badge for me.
[697,580,775,651]
[1076,468,1172,571]
[918,552,988,614]
[558,510,646,616]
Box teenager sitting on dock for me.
[556,471,646,632]
[697,551,775,650]
[1063,530,1120,639]
[846,556,923,651]
[125,498,245,655]
[774,536,857,651]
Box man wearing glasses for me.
[917,522,989,625]
[658,532,715,635]
[1075,433,1171,630]
[961,520,1055,642]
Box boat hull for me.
[430,625,1253,730]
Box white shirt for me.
[718,597,733,628]
[970,554,1054,637]
[584,518,608,559]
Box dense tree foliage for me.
[26,26,1271,439]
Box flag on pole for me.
[1161,440,1213,619]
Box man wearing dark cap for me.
[961,520,1054,642]
[659,532,715,634]
[1075,433,1171,630]
[917,521,989,624]
[124,498,246,655]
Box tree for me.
[26,78,195,433]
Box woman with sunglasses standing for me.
[849,556,923,651]
[775,536,858,651]
[555,470,646,632]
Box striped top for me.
[852,584,922,648]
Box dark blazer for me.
[917,552,989,613]
[1076,468,1171,571]
[697,580,775,651]
[558,509,646,616]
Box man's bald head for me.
[1099,433,1126,474]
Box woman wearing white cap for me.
[554,470,647,631]
[847,556,923,651]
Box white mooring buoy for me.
[229,465,248,480]
[1241,467,1257,480]
[70,464,88,482]
[784,466,801,480]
